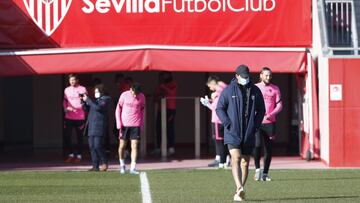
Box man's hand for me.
[118,128,123,138]
[200,97,210,107]
[66,106,76,112]
[82,94,88,101]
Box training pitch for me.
[0,169,359,202]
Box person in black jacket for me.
[81,84,111,172]
[216,65,265,201]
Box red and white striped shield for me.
[23,0,72,36]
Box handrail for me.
[319,0,359,55]
[160,97,201,160]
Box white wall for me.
[318,57,330,164]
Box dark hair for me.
[94,84,108,96]
[68,74,78,80]
[115,73,124,82]
[125,77,133,84]
[261,67,272,74]
[207,75,220,85]
[130,83,142,95]
[93,78,102,86]
[159,71,173,83]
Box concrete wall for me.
[328,58,360,167]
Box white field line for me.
[140,172,152,203]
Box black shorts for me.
[120,127,140,140]
[211,123,224,140]
[255,123,275,147]
[228,144,253,156]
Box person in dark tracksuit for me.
[216,65,265,202]
[82,84,111,172]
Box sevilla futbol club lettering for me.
[81,0,276,14]
[23,0,276,36]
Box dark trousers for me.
[63,119,85,156]
[88,136,107,169]
[215,140,229,164]
[254,123,274,174]
[156,109,176,149]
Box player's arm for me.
[216,90,231,129]
[268,87,283,118]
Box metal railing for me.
[319,0,359,55]
[160,97,201,160]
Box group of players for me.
[62,64,282,201]
[62,72,177,174]
[201,65,282,201]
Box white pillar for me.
[140,105,147,158]
[161,98,167,160]
[194,97,201,159]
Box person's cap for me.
[235,65,250,78]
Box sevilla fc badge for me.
[23,0,72,36]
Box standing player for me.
[63,74,87,163]
[154,71,178,155]
[254,67,283,181]
[201,76,229,168]
[116,83,145,174]
[216,65,265,201]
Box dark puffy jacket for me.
[216,78,265,147]
[84,96,111,137]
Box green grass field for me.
[0,169,360,203]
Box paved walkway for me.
[0,157,328,172]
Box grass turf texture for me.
[0,169,360,202]
[0,172,141,203]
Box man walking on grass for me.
[216,65,265,201]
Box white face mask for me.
[94,92,101,99]
[238,77,249,86]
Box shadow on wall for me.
[0,0,60,76]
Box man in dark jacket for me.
[216,65,265,201]
[82,84,111,172]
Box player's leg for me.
[209,123,220,167]
[262,124,274,181]
[253,127,264,181]
[240,154,251,186]
[228,146,244,201]
[130,127,141,174]
[118,129,128,174]
[130,139,140,174]
[64,119,75,162]
[73,120,85,162]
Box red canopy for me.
[0,48,307,76]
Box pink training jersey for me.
[208,81,227,124]
[256,82,283,124]
[63,85,87,120]
[115,90,146,129]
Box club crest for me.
[23,0,72,36]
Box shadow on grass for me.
[251,195,360,202]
